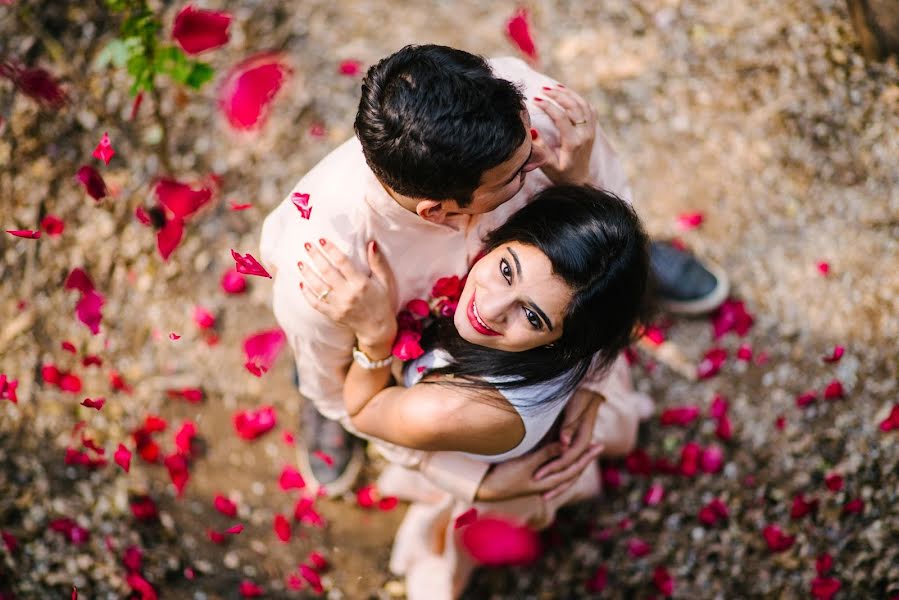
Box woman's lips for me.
[467,292,501,336]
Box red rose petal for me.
[61,340,76,353]
[74,289,104,335]
[679,442,702,477]
[308,122,326,138]
[811,576,841,600]
[377,496,399,511]
[823,379,844,400]
[816,553,833,576]
[92,132,115,165]
[226,524,244,535]
[842,498,864,515]
[282,431,295,446]
[816,261,831,276]
[80,397,105,410]
[356,484,377,508]
[243,328,285,376]
[219,53,291,130]
[406,298,431,317]
[166,387,204,403]
[697,347,727,379]
[736,344,753,361]
[299,564,323,593]
[822,345,844,363]
[762,524,795,553]
[122,545,142,572]
[214,494,238,517]
[700,445,724,473]
[711,299,754,339]
[172,5,231,55]
[192,305,216,330]
[6,229,40,239]
[790,493,819,520]
[2,530,19,553]
[627,537,652,558]
[600,465,621,489]
[307,550,329,571]
[76,165,108,200]
[40,214,65,236]
[129,496,159,521]
[233,405,277,440]
[454,508,479,529]
[291,192,312,219]
[824,472,843,492]
[338,59,362,76]
[625,448,653,476]
[643,483,665,506]
[164,452,190,496]
[659,405,700,426]
[125,572,157,600]
[677,211,704,230]
[221,268,247,294]
[130,92,143,120]
[109,370,133,393]
[229,200,253,211]
[293,497,325,527]
[312,449,334,466]
[653,566,675,597]
[505,8,538,61]
[231,249,272,278]
[461,516,541,566]
[174,420,197,456]
[155,179,212,220]
[273,513,291,542]
[392,330,425,361]
[585,565,608,593]
[278,465,306,491]
[238,580,264,598]
[0,374,17,404]
[114,443,131,472]
[59,372,83,393]
[880,404,899,432]
[796,390,818,407]
[1,63,67,107]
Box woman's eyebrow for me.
[507,246,554,331]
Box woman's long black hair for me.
[422,184,653,410]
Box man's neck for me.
[379,180,420,214]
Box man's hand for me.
[531,84,597,186]
[532,389,604,500]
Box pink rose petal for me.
[677,211,704,230]
[155,179,212,220]
[6,229,41,239]
[643,483,665,506]
[273,513,291,542]
[505,8,538,61]
[816,261,831,276]
[239,580,263,598]
[460,516,541,566]
[278,465,306,491]
[627,537,651,558]
[822,345,844,363]
[697,347,727,379]
[214,494,238,517]
[219,53,291,130]
[114,444,131,472]
[172,5,231,55]
[338,59,362,76]
[233,406,277,440]
[243,328,285,376]
[221,267,247,294]
[92,132,115,165]
[231,249,272,278]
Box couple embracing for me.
[259,45,728,598]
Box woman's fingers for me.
[540,85,590,124]
[540,444,604,500]
[315,238,368,284]
[304,241,348,287]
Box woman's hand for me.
[298,239,398,350]
[531,84,597,186]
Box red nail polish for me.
[530,128,538,140]
[372,241,378,253]
[299,281,304,289]
[557,83,566,88]
[541,86,552,91]
[534,97,543,102]
[318,238,326,246]
[297,261,304,269]
[304,242,312,251]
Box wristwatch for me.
[352,346,394,369]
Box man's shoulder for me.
[488,56,554,86]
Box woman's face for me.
[453,242,572,352]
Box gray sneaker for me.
[650,240,730,315]
[297,398,365,497]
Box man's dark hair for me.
[354,45,527,206]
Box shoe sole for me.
[658,259,731,316]
[296,440,365,498]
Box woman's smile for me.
[467,291,502,336]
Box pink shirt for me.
[259,57,633,501]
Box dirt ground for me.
[1,0,898,598]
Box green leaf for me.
[184,62,215,89]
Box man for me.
[260,45,727,503]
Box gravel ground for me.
[1,0,897,598]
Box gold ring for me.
[318,289,330,301]
[572,119,587,125]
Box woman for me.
[298,184,653,598]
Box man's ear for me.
[415,200,448,224]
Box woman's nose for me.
[476,285,512,324]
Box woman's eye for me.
[524,308,541,330]
[500,259,512,283]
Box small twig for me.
[150,86,174,174]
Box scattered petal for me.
[6,229,40,239]
[585,565,608,593]
[220,268,248,296]
[164,453,190,496]
[299,564,323,593]
[61,340,77,353]
[461,516,541,566]
[736,344,753,361]
[214,495,238,517]
[80,397,105,410]
[307,550,329,571]
[378,496,399,511]
[505,8,538,61]
[824,472,843,492]
[700,445,724,474]
[659,405,700,426]
[291,191,312,219]
[790,493,819,520]
[679,442,702,477]
[338,59,362,76]
[114,444,131,472]
[293,497,325,527]
[823,379,844,400]
[174,420,197,456]
[169,332,181,340]
[816,261,831,276]
[231,249,272,278]
[811,577,841,600]
[715,414,733,440]
[282,431,295,446]
[166,387,204,403]
[392,330,425,361]
[155,178,212,220]
[75,289,105,335]
[627,537,652,558]
[273,513,291,542]
[643,483,665,506]
[233,406,277,440]
[762,525,795,553]
[125,572,157,600]
[238,580,264,598]
[653,566,675,597]
[816,553,833,576]
[2,530,18,553]
[822,345,844,363]
[243,328,285,376]
[172,5,231,55]
[1,62,67,107]
[122,545,143,572]
[677,211,704,230]
[356,484,377,508]
[697,347,727,379]
[312,450,334,466]
[454,508,478,529]
[796,390,818,407]
[130,92,144,120]
[40,214,65,236]
[76,165,108,200]
[0,374,19,404]
[129,496,159,521]
[229,200,253,210]
[278,465,306,491]
[711,299,754,339]
[842,498,864,515]
[219,53,291,130]
[92,132,115,165]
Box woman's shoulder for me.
[404,379,525,455]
